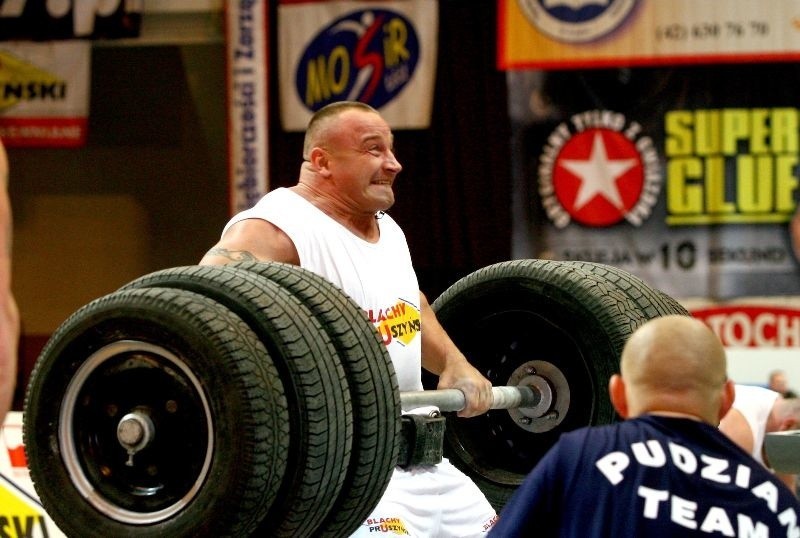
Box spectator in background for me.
[0,138,19,424]
[719,383,800,493]
[768,369,797,398]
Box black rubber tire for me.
[560,261,690,317]
[23,287,289,538]
[430,259,688,510]
[121,265,354,537]
[229,261,401,538]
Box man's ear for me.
[308,147,331,175]
[609,374,629,419]
[718,379,735,423]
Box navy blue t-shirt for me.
[490,415,800,537]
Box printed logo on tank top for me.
[366,298,420,346]
[363,516,410,534]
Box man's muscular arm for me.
[0,141,17,423]
[420,292,493,418]
[199,218,300,266]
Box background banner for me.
[499,0,800,70]
[278,0,438,131]
[226,0,270,214]
[0,41,91,148]
[0,0,142,41]
[685,298,800,390]
[508,64,800,301]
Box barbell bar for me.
[400,376,553,416]
[400,385,539,413]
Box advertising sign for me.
[500,0,800,69]
[278,0,438,131]
[0,412,66,537]
[0,41,91,148]
[508,64,800,300]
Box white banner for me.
[278,0,438,131]
[226,0,269,214]
[0,41,90,147]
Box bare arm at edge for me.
[0,141,19,423]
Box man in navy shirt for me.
[490,315,800,537]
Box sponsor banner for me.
[688,299,800,348]
[0,0,142,41]
[278,0,438,131]
[509,65,800,300]
[0,41,91,148]
[1,411,67,537]
[685,298,800,388]
[226,0,270,214]
[499,0,800,70]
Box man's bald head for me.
[610,315,732,424]
[302,101,380,160]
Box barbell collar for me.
[400,385,542,413]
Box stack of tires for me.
[22,260,688,536]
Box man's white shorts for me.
[348,458,498,537]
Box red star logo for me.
[553,129,645,227]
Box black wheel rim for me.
[59,340,213,524]
[444,309,597,486]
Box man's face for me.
[325,109,402,215]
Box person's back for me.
[494,414,797,537]
[490,315,800,537]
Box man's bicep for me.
[199,218,299,266]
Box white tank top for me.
[223,188,424,392]
[732,384,780,465]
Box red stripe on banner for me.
[503,52,800,71]
[0,117,87,148]
[497,0,511,71]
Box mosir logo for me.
[539,109,661,228]
[295,8,420,112]
[516,0,638,43]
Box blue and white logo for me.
[517,0,638,43]
[295,9,420,112]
